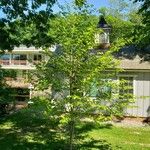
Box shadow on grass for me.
[0,108,66,149]
[0,107,114,150]
[72,122,113,150]
[76,121,112,133]
[78,139,112,150]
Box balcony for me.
[11,60,27,65]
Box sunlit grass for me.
[89,125,150,150]
[0,121,14,129]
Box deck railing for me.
[0,60,10,65]
[0,60,39,66]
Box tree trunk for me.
[69,120,75,150]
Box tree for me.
[99,0,142,47]
[133,0,150,47]
[0,0,87,51]
[33,4,132,149]
[99,0,141,21]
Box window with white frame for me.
[119,76,134,100]
[95,31,109,44]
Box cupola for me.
[95,16,111,49]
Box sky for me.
[52,0,109,12]
[57,0,109,8]
[0,0,109,17]
[87,0,109,7]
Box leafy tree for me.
[133,0,150,47]
[0,0,55,50]
[33,4,132,149]
[106,16,134,44]
[0,0,86,50]
[99,0,141,21]
[99,0,142,47]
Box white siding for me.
[125,72,150,117]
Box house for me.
[116,46,150,117]
[0,17,150,118]
[0,46,44,101]
[97,16,150,118]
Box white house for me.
[0,17,150,118]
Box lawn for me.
[0,106,150,150]
[88,125,150,150]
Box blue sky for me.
[57,0,109,8]
[0,0,109,17]
[88,0,109,8]
[52,0,109,12]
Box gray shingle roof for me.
[115,45,150,70]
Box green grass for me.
[88,125,150,150]
[0,107,150,150]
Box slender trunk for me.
[69,120,75,150]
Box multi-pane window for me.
[33,54,42,64]
[119,76,134,100]
[12,88,29,101]
[0,54,27,65]
[34,54,42,61]
[12,54,27,65]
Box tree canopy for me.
[0,0,87,50]
[133,0,150,47]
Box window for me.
[33,54,42,64]
[12,88,29,101]
[12,54,27,65]
[119,76,134,100]
[89,79,112,99]
[0,54,10,65]
[34,54,41,61]
[99,32,109,44]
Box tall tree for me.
[0,0,56,50]
[34,5,132,149]
[99,0,143,49]
[99,0,141,21]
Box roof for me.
[115,45,150,70]
[120,59,150,70]
[97,16,111,29]
[2,45,56,53]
